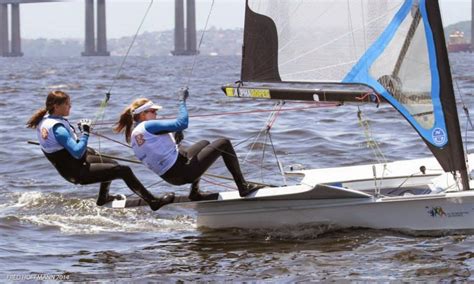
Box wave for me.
[1,191,195,234]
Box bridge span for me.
[0,0,197,57]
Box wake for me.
[0,191,195,234]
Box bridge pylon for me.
[172,0,198,56]
[82,0,110,56]
[0,3,23,57]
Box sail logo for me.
[426,206,470,218]
[225,87,270,99]
[432,128,446,146]
[427,206,446,217]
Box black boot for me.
[188,180,203,201]
[238,182,265,197]
[149,193,175,211]
[97,182,125,206]
[127,181,175,211]
[188,180,219,201]
[117,166,175,211]
[96,182,113,206]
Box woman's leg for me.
[188,139,265,196]
[181,140,210,159]
[78,162,174,210]
[184,139,248,190]
[86,154,118,165]
[181,140,214,200]
[96,181,113,206]
[163,138,262,198]
[86,154,117,205]
[162,140,211,185]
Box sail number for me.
[225,87,270,99]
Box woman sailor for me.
[114,88,263,201]
[27,90,174,211]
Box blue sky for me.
[17,0,472,39]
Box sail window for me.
[245,0,444,136]
[370,5,435,129]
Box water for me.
[0,54,473,281]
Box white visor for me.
[132,101,162,115]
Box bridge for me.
[2,1,472,57]
[0,0,197,57]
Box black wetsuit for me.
[44,148,157,205]
[161,139,246,189]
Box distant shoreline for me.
[12,20,472,57]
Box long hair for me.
[113,98,150,143]
[26,90,70,129]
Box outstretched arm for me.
[145,101,189,134]
[53,124,88,159]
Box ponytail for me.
[27,90,70,129]
[114,107,134,144]
[26,108,48,129]
[113,98,150,144]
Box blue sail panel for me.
[343,0,447,148]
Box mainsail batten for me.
[225,0,469,189]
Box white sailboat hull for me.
[196,191,474,232]
[192,155,474,232]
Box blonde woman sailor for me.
[114,88,263,201]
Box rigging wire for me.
[239,101,286,184]
[92,0,154,162]
[91,102,338,126]
[267,130,287,186]
[93,0,155,125]
[357,106,387,189]
[185,0,215,87]
[357,107,387,164]
[243,102,283,163]
[106,0,154,97]
[91,131,132,149]
[346,0,357,62]
[451,67,473,176]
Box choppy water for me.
[0,54,473,281]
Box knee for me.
[214,138,231,146]
[116,164,133,175]
[193,140,210,149]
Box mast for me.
[425,1,470,190]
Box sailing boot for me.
[129,183,175,211]
[238,182,265,197]
[96,182,114,206]
[96,182,125,206]
[188,180,219,201]
[148,193,175,211]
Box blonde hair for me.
[26,90,70,129]
[113,98,151,143]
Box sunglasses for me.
[145,109,157,114]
